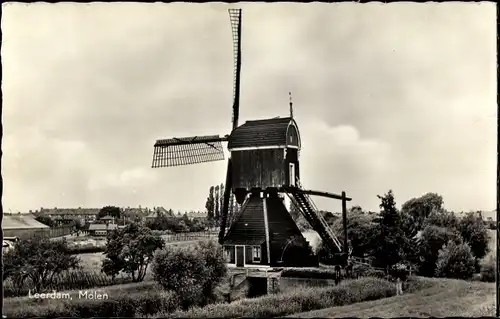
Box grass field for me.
[3,280,159,312]
[286,277,495,318]
[77,239,208,272]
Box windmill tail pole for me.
[218,159,233,244]
[342,191,349,264]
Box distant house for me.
[144,207,171,221]
[3,213,51,239]
[99,215,115,223]
[38,207,100,224]
[184,212,208,221]
[122,207,155,222]
[89,223,118,236]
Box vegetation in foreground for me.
[5,277,399,318]
[4,189,494,317]
[286,276,495,318]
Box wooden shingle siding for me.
[265,195,307,264]
[232,149,286,190]
[228,117,293,149]
[223,194,267,245]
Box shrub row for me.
[7,290,178,318]
[281,265,387,280]
[281,268,338,280]
[67,246,105,254]
[4,281,163,317]
[155,277,397,318]
[7,277,396,318]
[3,270,131,298]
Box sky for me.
[1,2,497,215]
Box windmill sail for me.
[152,135,228,168]
[219,8,242,243]
[229,8,242,130]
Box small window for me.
[289,135,293,143]
[252,246,261,262]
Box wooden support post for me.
[342,191,348,266]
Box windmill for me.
[152,9,352,268]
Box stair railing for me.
[294,178,343,252]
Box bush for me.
[281,268,338,280]
[157,277,396,318]
[7,276,435,318]
[480,255,496,282]
[67,246,105,254]
[458,213,490,261]
[352,263,371,277]
[417,225,463,277]
[6,287,179,318]
[102,223,165,282]
[365,268,386,279]
[3,237,80,291]
[3,270,131,298]
[435,240,476,280]
[152,240,227,309]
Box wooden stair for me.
[285,179,343,254]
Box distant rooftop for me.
[3,214,50,230]
[39,208,100,215]
[89,224,118,230]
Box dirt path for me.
[286,278,495,318]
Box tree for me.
[417,225,463,277]
[214,185,220,224]
[3,238,80,291]
[401,193,444,229]
[480,255,496,282]
[73,218,85,230]
[102,223,165,282]
[35,215,56,228]
[399,210,421,264]
[321,211,337,225]
[372,190,405,270]
[190,217,208,232]
[98,206,121,220]
[193,240,228,304]
[152,240,227,309]
[206,186,215,222]
[457,212,490,268]
[219,183,225,224]
[330,209,379,258]
[424,210,459,230]
[435,240,475,280]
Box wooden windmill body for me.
[152,9,352,268]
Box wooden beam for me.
[342,191,349,262]
[286,188,352,201]
[262,197,271,264]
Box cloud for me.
[298,120,393,212]
[1,2,496,213]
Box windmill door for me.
[236,245,245,267]
[289,163,296,186]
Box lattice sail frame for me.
[228,8,242,129]
[152,135,227,168]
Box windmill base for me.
[222,191,318,268]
